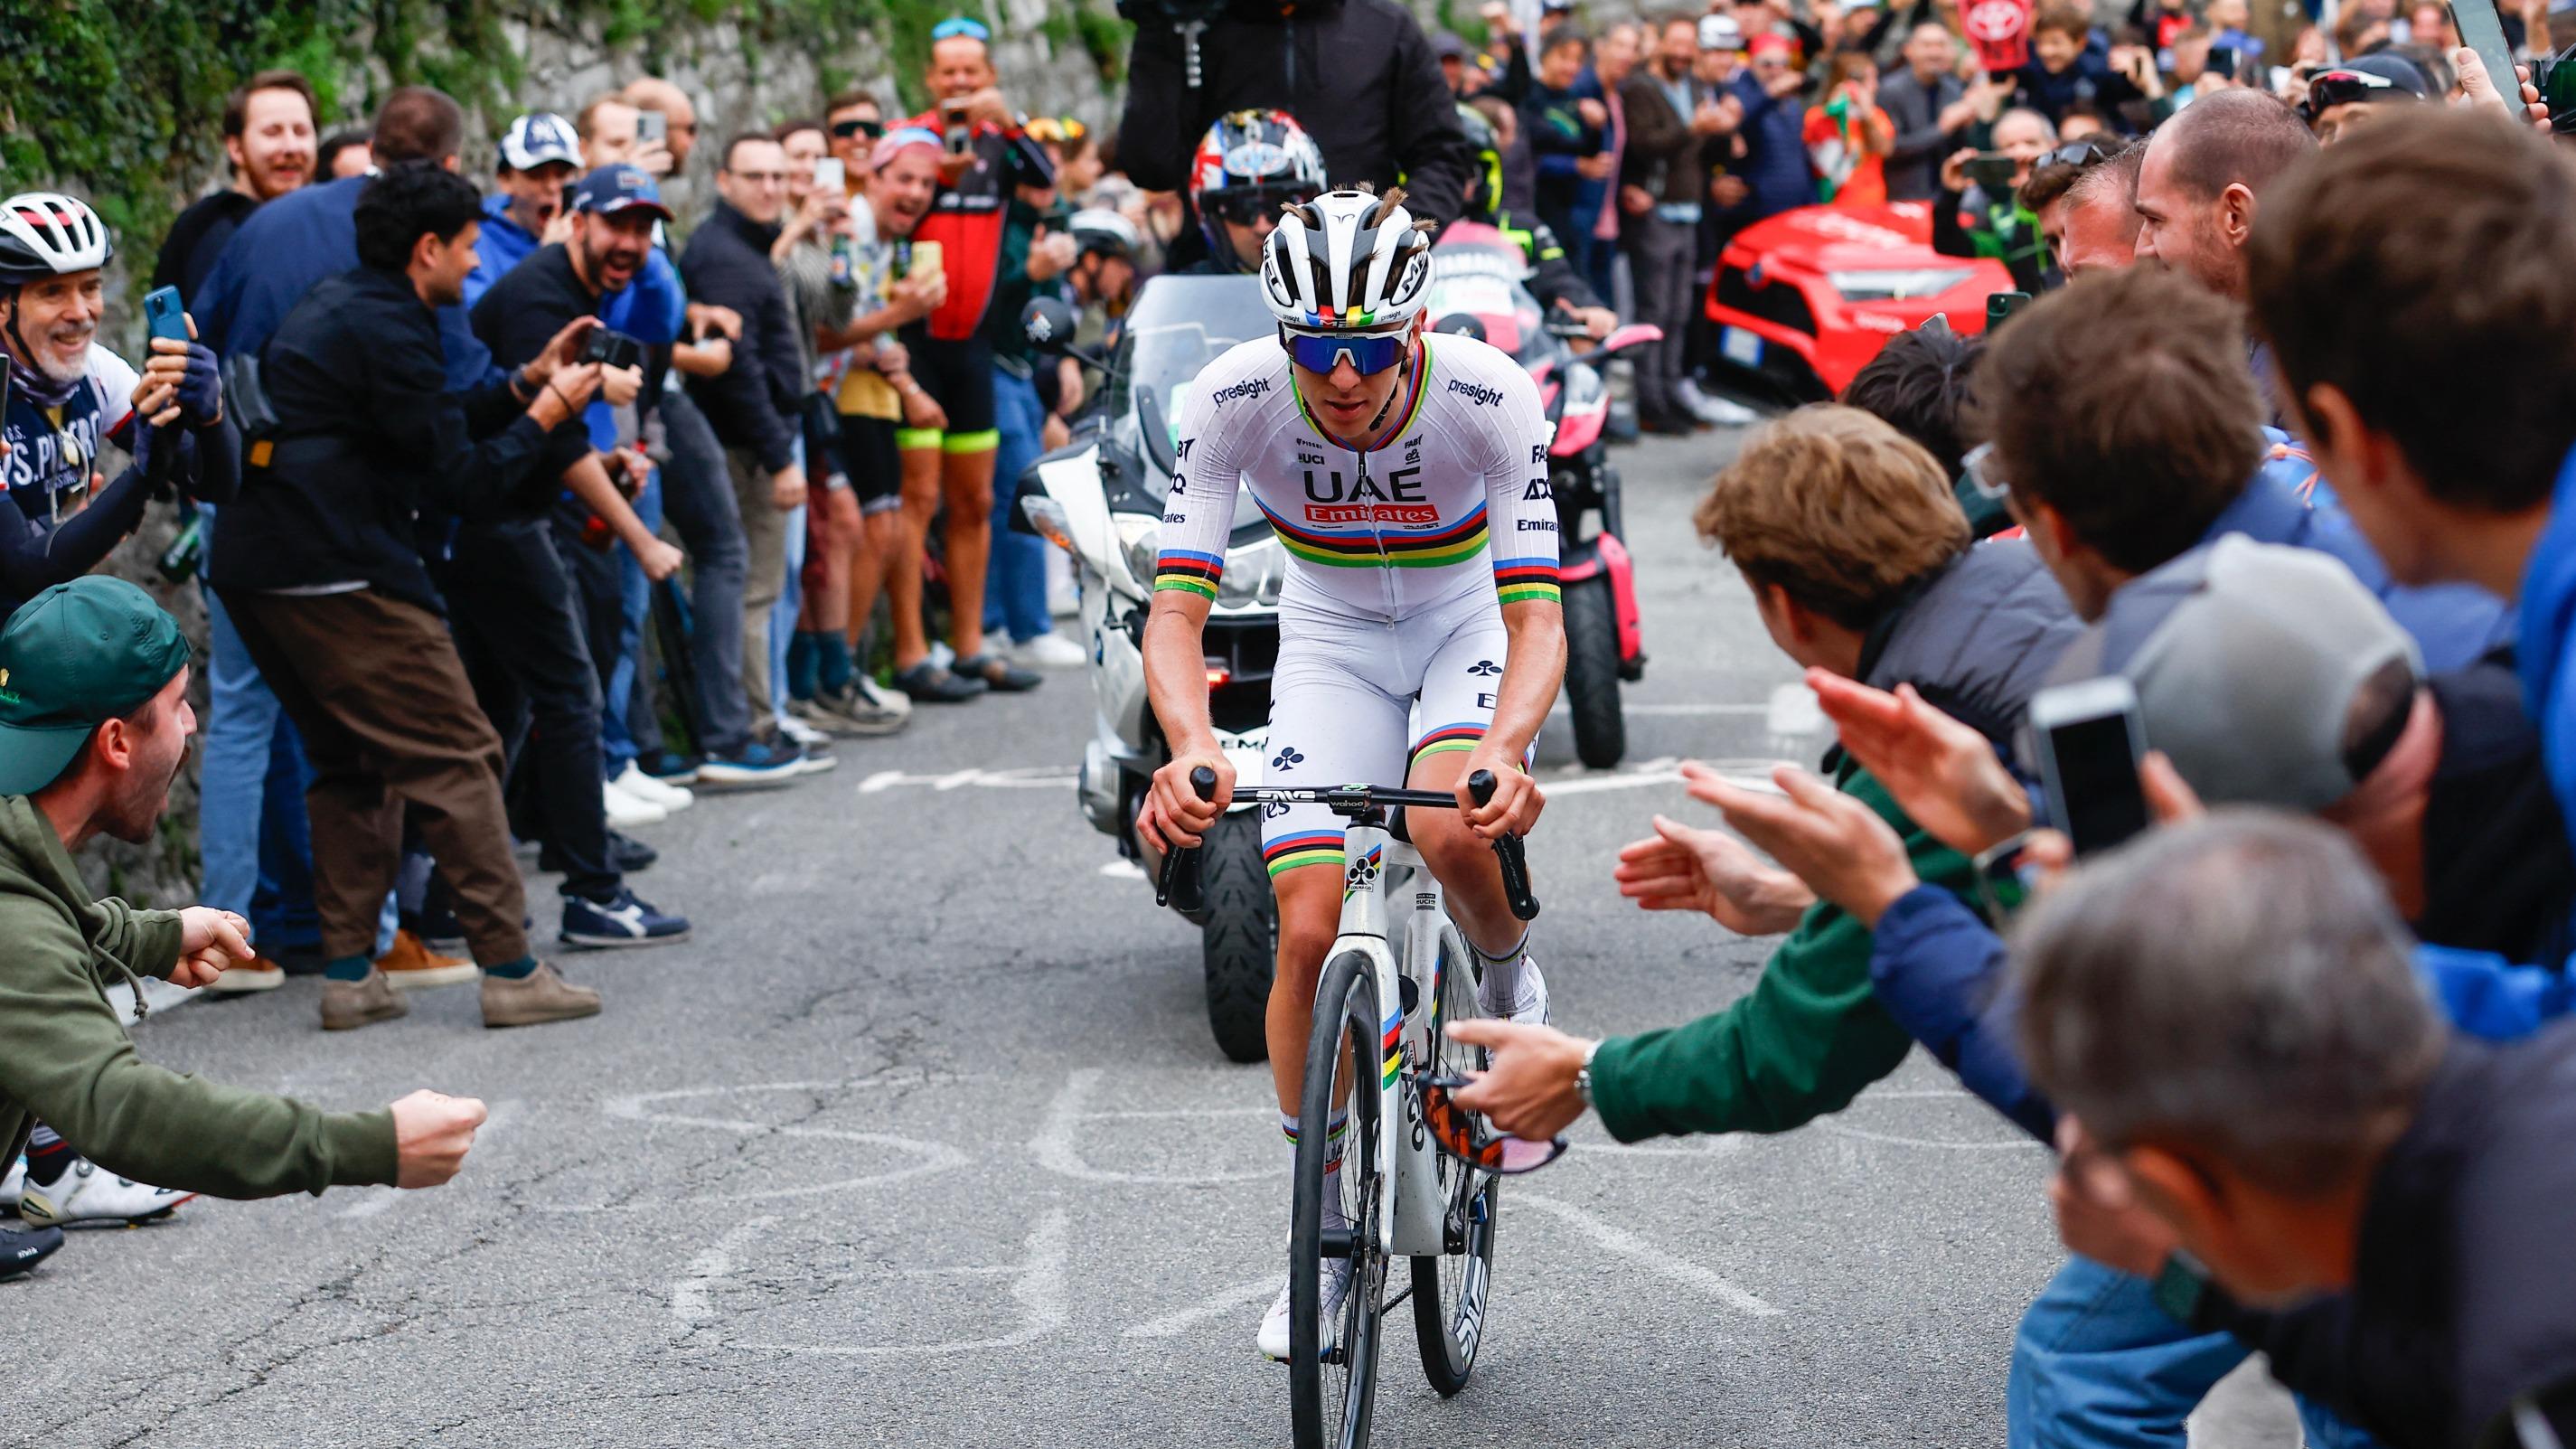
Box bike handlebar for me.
[1152,766,1540,920]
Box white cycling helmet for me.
[0,193,113,286]
[1067,208,1142,260]
[1261,185,1434,332]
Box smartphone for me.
[942,100,972,155]
[2205,43,2242,80]
[1963,153,2019,193]
[635,108,668,147]
[2451,0,2521,106]
[909,239,945,285]
[812,156,846,197]
[143,287,189,345]
[1987,290,2033,329]
[2029,676,2152,857]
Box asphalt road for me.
[15,428,2208,1448]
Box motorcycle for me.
[1424,224,1657,769]
[1016,278,1287,1064]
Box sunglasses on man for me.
[832,117,887,140]
[2031,136,2116,175]
[1278,325,1412,376]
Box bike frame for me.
[1327,820,1470,1260]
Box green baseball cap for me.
[0,577,191,796]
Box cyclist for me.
[1134,185,1565,1362]
[1179,109,1329,277]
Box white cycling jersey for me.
[1153,331,1559,621]
[1157,331,1559,877]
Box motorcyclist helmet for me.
[1453,104,1506,225]
[1191,108,1328,261]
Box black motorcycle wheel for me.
[1199,810,1277,1063]
[1563,573,1628,770]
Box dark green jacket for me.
[1588,758,1975,1141]
[0,795,397,1196]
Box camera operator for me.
[210,162,612,1033]
[0,578,490,1224]
[463,164,691,949]
[1116,0,1477,264]
[0,192,239,624]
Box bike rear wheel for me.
[1413,926,1499,1396]
[1292,950,1387,1449]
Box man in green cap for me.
[0,576,490,1252]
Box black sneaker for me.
[538,830,658,877]
[696,739,807,788]
[560,887,691,949]
[952,653,1043,693]
[0,1225,63,1281]
[642,750,704,785]
[893,661,987,703]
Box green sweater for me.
[0,795,398,1196]
[1588,758,1974,1142]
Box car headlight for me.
[1114,513,1161,593]
[1826,268,1974,302]
[1217,535,1285,607]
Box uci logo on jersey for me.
[1446,379,1503,408]
[1210,377,1272,406]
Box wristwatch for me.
[1574,1040,1603,1109]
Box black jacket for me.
[1877,69,1966,202]
[2236,1030,2576,1448]
[209,266,569,614]
[1855,540,2081,757]
[1120,0,1475,227]
[678,201,802,474]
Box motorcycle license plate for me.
[1721,326,1763,368]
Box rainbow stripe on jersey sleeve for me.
[1492,556,1561,606]
[1153,549,1224,599]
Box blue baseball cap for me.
[569,165,672,221]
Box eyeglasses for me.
[1418,1076,1569,1175]
[1963,441,2011,502]
[2032,137,2116,174]
[1208,184,1317,226]
[1280,325,1410,375]
[2305,66,2403,113]
[832,118,886,140]
[933,15,992,40]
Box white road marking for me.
[1765,681,1826,739]
[723,1210,1073,1357]
[1516,1193,1781,1317]
[528,1082,974,1211]
[857,766,1078,794]
[1097,860,1147,879]
[1030,1069,1271,1185]
[1543,758,1793,797]
[672,1215,777,1329]
[1619,702,1772,716]
[1122,1276,1282,1339]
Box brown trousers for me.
[220,588,530,966]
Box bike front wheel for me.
[1292,949,1388,1449]
[1413,926,1499,1396]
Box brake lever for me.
[1152,765,1218,912]
[1466,769,1542,921]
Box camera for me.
[581,328,644,372]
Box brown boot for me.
[480,962,602,1028]
[375,929,478,989]
[320,969,409,1031]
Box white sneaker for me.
[613,761,693,814]
[1688,390,1759,427]
[18,1159,196,1227]
[1479,955,1551,1027]
[1,1155,22,1210]
[776,712,832,749]
[602,777,668,829]
[851,673,913,719]
[1256,1256,1355,1363]
[1012,632,1089,669]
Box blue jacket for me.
[196,174,497,392]
[461,194,542,310]
[1731,71,1812,221]
[2523,445,2576,852]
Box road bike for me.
[1160,767,1540,1449]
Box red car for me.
[1704,202,2017,400]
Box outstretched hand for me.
[1686,763,1921,928]
[1808,668,2029,856]
[1612,804,1814,935]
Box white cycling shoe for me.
[17,1159,196,1228]
[1257,1254,1354,1362]
[1478,955,1550,1028]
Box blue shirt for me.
[462,194,543,310]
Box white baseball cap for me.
[500,112,582,173]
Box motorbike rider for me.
[1452,104,1618,340]
[1134,184,1566,1361]
[1178,110,1330,277]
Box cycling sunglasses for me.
[2305,65,2406,114]
[2030,137,2115,175]
[933,15,992,40]
[1280,325,1410,376]
[1208,184,1319,226]
[1419,1076,1569,1175]
[832,117,886,140]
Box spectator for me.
[622,77,700,178]
[896,24,1047,698]
[1734,34,1818,224]
[317,127,372,181]
[1521,28,1607,261]
[1473,87,1539,219]
[1620,15,1737,435]
[1047,120,1110,204]
[2016,812,2576,1447]
[1837,325,1983,478]
[682,134,845,762]
[463,112,583,306]
[1118,0,1477,249]
[2057,100,2111,141]
[1804,51,1898,208]
[2028,137,2140,284]
[1879,23,1981,201]
[2131,89,2314,305]
[1576,22,1641,304]
[1445,406,2079,1153]
[768,118,907,734]
[0,579,491,1245]
[1933,106,2057,292]
[2300,54,2431,144]
[208,161,609,1031]
[463,164,694,948]
[2014,5,2145,127]
[974,155,1087,672]
[154,70,317,297]
[825,90,886,185]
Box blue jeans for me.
[602,467,664,773]
[2011,1256,2377,1449]
[767,438,806,724]
[984,365,1053,645]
